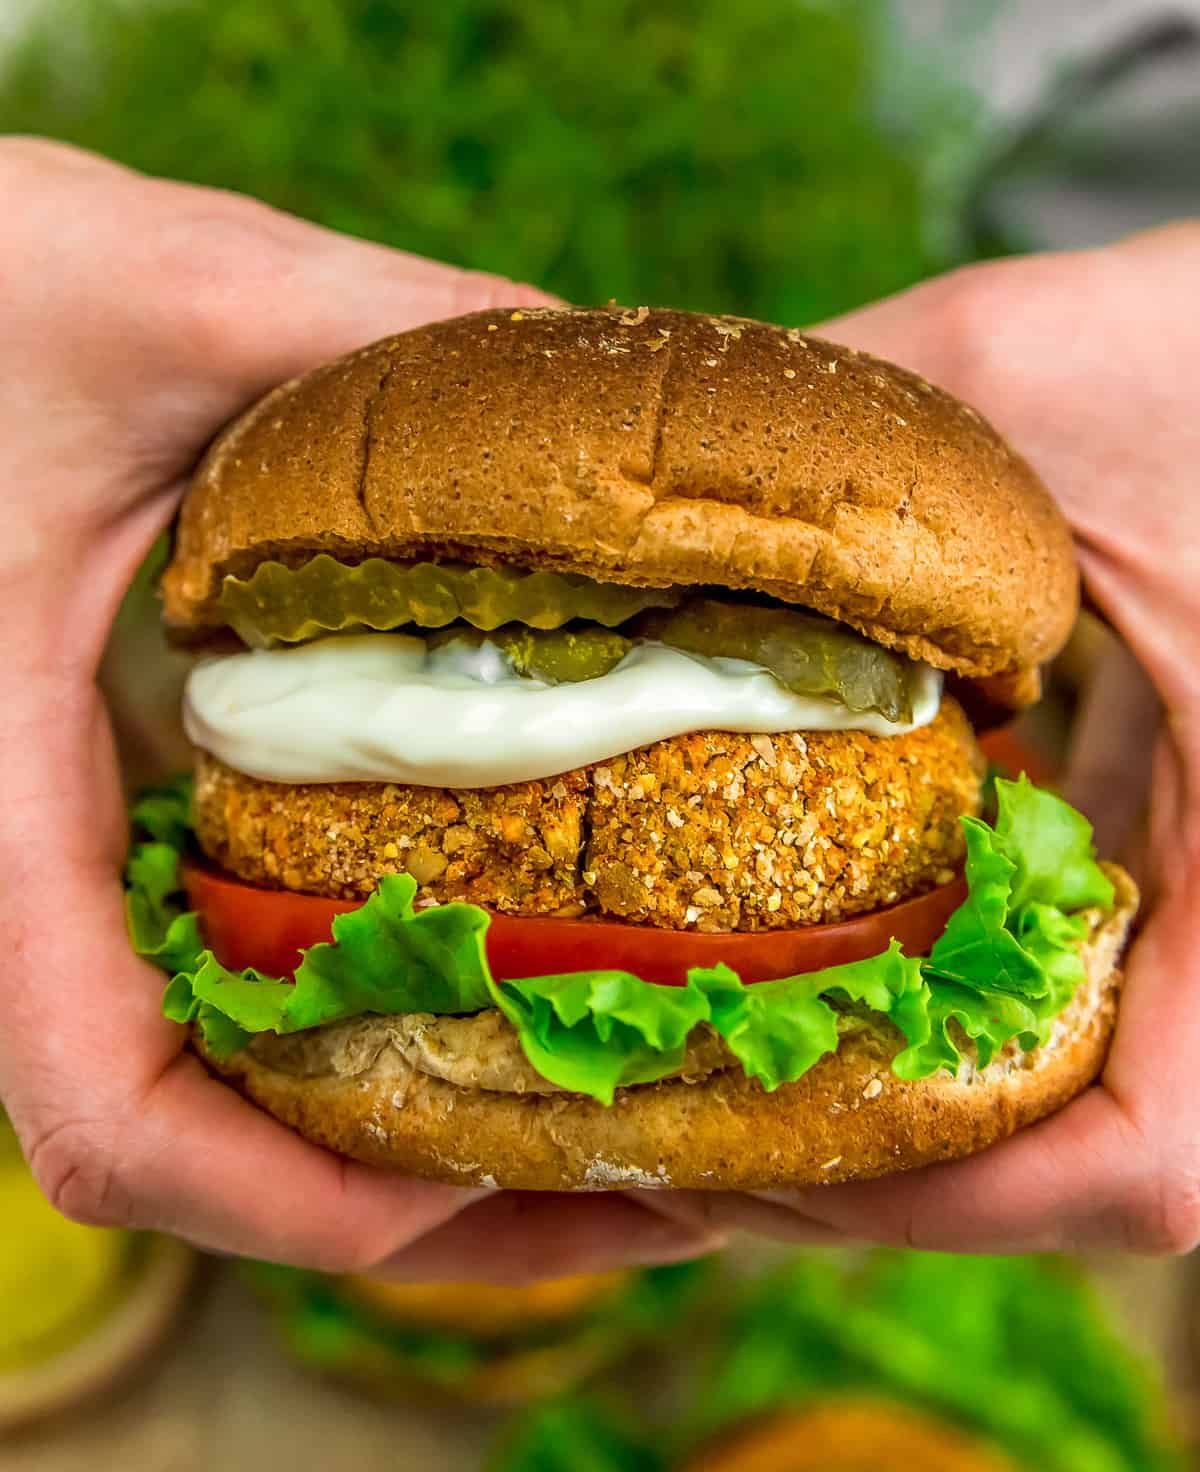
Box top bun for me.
[163,306,1077,679]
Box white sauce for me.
[183,633,942,790]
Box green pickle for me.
[431,624,632,683]
[219,556,919,717]
[431,599,917,717]
[638,599,918,721]
[218,554,679,647]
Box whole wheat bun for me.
[163,306,1077,683]
[198,867,1135,1192]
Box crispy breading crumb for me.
[750,733,777,767]
[583,701,981,929]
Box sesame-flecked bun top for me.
[163,306,1078,678]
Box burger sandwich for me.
[127,305,1137,1190]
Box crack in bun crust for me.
[163,306,1078,681]
[196,867,1136,1191]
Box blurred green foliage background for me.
[0,0,989,323]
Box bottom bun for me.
[200,867,1136,1191]
[0,1236,196,1435]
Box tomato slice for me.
[181,859,965,988]
[978,725,1058,787]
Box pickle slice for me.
[218,555,679,647]
[219,553,920,718]
[430,624,632,684]
[429,601,916,717]
[638,599,918,721]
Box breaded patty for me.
[193,698,982,930]
[195,764,590,916]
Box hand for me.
[0,139,719,1278]
[651,223,1200,1255]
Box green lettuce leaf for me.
[489,1396,665,1472]
[125,777,207,978]
[492,970,712,1103]
[126,843,205,976]
[163,876,494,1056]
[128,775,195,849]
[690,964,840,1091]
[246,1261,485,1386]
[479,943,932,1105]
[1019,903,1092,1014]
[996,774,1115,913]
[896,976,1043,1078]
[129,775,1117,1105]
[926,817,1049,997]
[928,775,1111,995]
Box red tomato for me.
[979,725,1058,787]
[182,860,965,987]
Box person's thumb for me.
[162,185,562,411]
[5,138,560,463]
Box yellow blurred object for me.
[0,1115,195,1433]
[684,1399,1017,1472]
[342,1269,629,1337]
[0,1152,128,1371]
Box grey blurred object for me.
[892,0,1200,250]
[99,540,195,789]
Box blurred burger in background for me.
[0,1113,194,1435]
[491,1252,1182,1472]
[681,1253,1181,1472]
[248,1259,705,1407]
